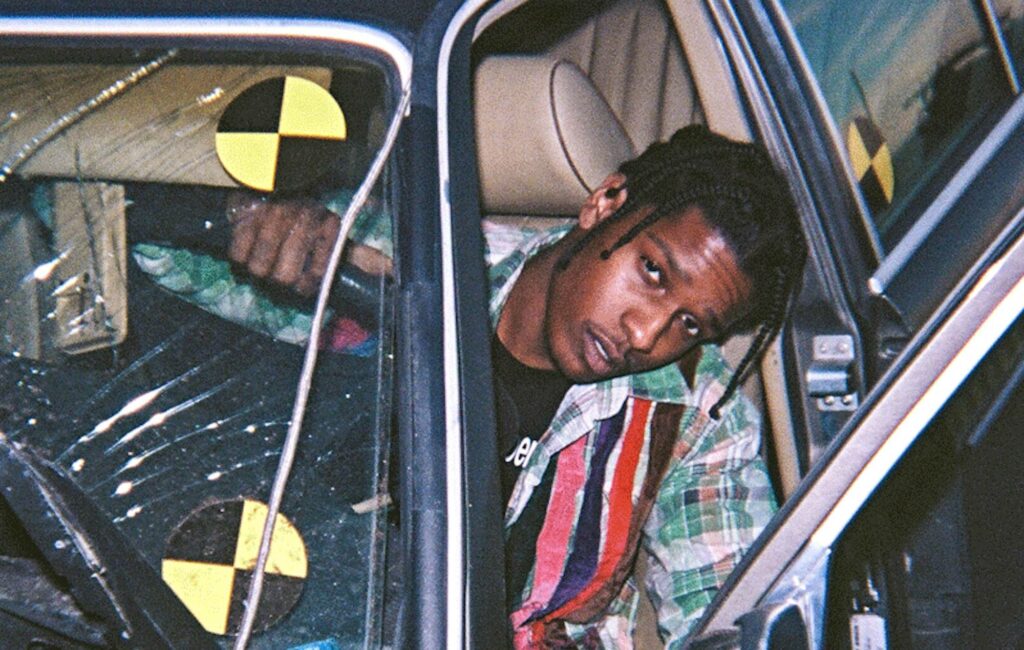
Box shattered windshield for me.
[0,47,398,648]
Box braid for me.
[560,124,807,415]
[709,267,790,420]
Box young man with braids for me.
[486,124,805,647]
[227,124,806,647]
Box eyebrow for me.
[645,231,727,336]
[645,231,693,284]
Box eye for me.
[641,256,662,284]
[681,314,701,337]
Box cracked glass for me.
[0,46,397,648]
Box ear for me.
[577,172,627,230]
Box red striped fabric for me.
[511,433,589,647]
[544,398,651,621]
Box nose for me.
[622,304,674,354]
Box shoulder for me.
[485,218,573,324]
[483,217,572,267]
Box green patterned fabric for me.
[484,219,777,648]
[323,190,393,259]
[132,243,323,345]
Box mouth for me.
[583,325,625,377]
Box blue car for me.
[0,1,1021,648]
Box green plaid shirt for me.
[484,220,777,647]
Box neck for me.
[496,234,574,371]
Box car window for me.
[781,0,1015,251]
[994,0,1024,71]
[0,48,396,647]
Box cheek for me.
[654,335,691,364]
[550,265,609,322]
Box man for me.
[229,125,806,647]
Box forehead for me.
[636,205,733,264]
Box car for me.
[0,1,1021,649]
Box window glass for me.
[0,48,396,647]
[994,0,1024,73]
[781,0,1013,250]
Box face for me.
[544,205,753,383]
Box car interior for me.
[0,2,1018,648]
[472,0,806,493]
[0,54,397,647]
[469,0,807,642]
[0,5,799,642]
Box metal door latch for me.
[806,334,858,411]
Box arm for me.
[641,395,777,647]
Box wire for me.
[232,84,411,648]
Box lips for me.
[583,325,625,377]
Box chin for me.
[556,357,622,385]
[549,353,592,384]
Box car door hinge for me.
[806,334,859,411]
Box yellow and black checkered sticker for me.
[215,76,347,192]
[847,116,894,214]
[161,499,308,636]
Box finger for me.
[272,204,319,287]
[226,191,263,223]
[347,242,393,276]
[298,213,341,296]
[228,196,264,264]
[247,202,293,278]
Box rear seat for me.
[474,55,634,218]
[544,0,705,149]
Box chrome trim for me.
[701,217,1024,635]
[756,548,830,650]
[764,0,883,261]
[438,1,492,646]
[978,0,1021,94]
[813,226,1024,547]
[0,17,413,88]
[870,92,1024,294]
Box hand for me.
[227,192,340,296]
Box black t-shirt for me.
[492,335,570,503]
[491,335,571,606]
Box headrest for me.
[474,56,635,215]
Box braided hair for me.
[558,125,806,420]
